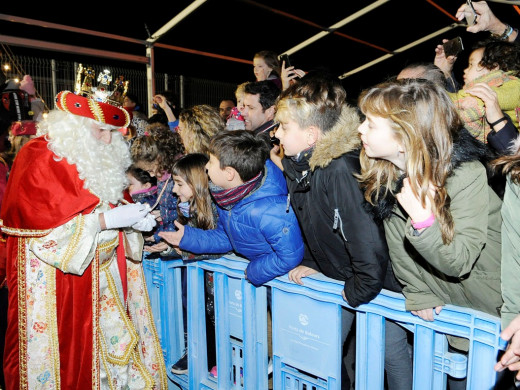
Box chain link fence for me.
[1,54,238,117]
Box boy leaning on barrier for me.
[159,130,304,286]
[273,70,413,390]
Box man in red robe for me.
[1,91,166,389]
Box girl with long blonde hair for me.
[357,79,502,336]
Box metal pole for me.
[51,59,57,107]
[146,45,155,116]
[179,75,184,110]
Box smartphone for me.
[279,54,291,68]
[465,0,477,26]
[443,36,464,57]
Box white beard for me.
[39,110,132,204]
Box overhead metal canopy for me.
[1,0,519,101]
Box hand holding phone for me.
[280,54,291,68]
[464,0,477,26]
[442,37,464,58]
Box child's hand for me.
[270,146,284,171]
[151,210,162,222]
[144,241,169,253]
[396,178,435,225]
[465,83,504,126]
[288,265,318,285]
[158,220,185,246]
[410,306,443,322]
[495,315,520,379]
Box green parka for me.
[375,130,503,323]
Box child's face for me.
[253,57,272,81]
[206,154,233,189]
[172,175,194,203]
[463,48,490,87]
[236,94,245,112]
[358,114,406,169]
[274,117,314,157]
[127,173,150,194]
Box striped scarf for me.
[210,171,263,210]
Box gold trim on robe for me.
[11,203,167,389]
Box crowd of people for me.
[0,1,520,389]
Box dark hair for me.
[209,130,269,181]
[131,123,185,174]
[254,50,281,77]
[125,93,142,110]
[220,98,236,106]
[244,81,281,111]
[172,153,215,230]
[127,165,157,186]
[476,40,520,76]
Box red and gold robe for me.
[1,137,167,389]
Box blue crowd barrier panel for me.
[142,255,507,390]
[143,253,189,390]
[271,287,342,389]
[167,255,269,390]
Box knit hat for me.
[55,91,131,128]
[20,75,36,96]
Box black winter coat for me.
[281,105,401,307]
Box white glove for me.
[103,203,151,230]
[132,213,157,232]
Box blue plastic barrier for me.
[143,254,507,390]
[143,254,188,390]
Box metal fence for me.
[2,54,238,117]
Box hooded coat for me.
[281,104,401,308]
[374,129,502,321]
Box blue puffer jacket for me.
[179,159,304,286]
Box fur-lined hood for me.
[309,103,361,171]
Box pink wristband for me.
[411,213,435,230]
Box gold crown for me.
[74,64,129,107]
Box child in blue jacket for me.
[159,130,304,286]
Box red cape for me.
[1,136,100,230]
